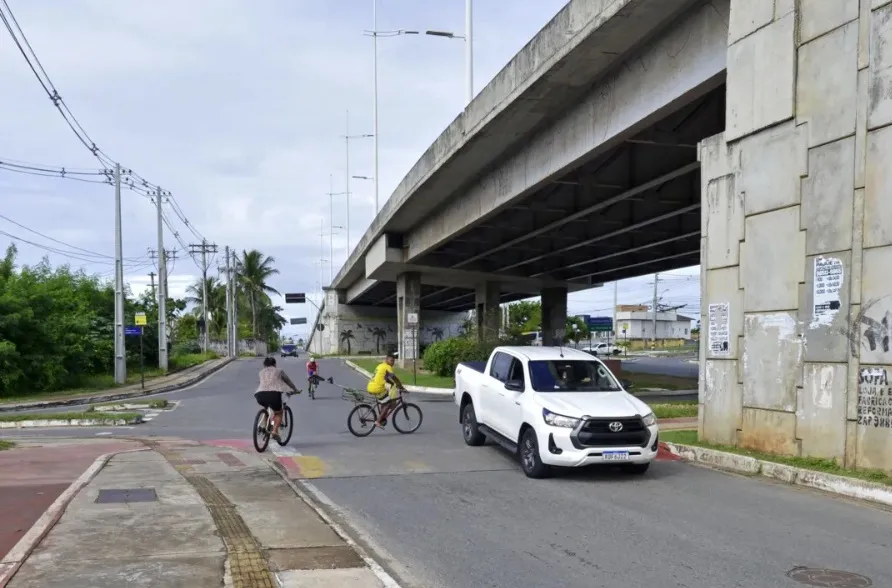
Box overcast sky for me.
[0,0,700,340]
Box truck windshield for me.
[528,360,621,392]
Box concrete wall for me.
[700,0,892,471]
[620,319,692,340]
[307,292,468,356]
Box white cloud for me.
[1,0,699,342]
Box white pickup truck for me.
[454,346,659,478]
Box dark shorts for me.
[255,391,283,412]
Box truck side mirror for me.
[504,380,524,392]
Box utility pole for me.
[231,250,239,356]
[148,271,156,301]
[344,110,374,255]
[189,240,218,353]
[373,0,379,213]
[223,246,231,356]
[326,175,346,282]
[113,163,126,384]
[652,273,659,348]
[155,189,168,371]
[465,0,473,105]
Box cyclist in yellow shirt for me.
[367,353,405,428]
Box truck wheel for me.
[520,428,551,479]
[462,404,486,446]
[622,462,650,475]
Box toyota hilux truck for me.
[454,345,659,478]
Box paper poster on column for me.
[812,256,843,328]
[708,302,730,356]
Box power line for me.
[0,213,147,262]
[0,228,148,266]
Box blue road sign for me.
[586,316,613,332]
[124,326,142,336]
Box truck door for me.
[481,352,512,425]
[489,356,525,440]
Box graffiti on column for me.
[857,367,892,429]
[838,296,892,358]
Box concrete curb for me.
[0,447,150,587]
[635,389,697,398]
[0,416,143,429]
[343,360,453,396]
[0,357,235,414]
[662,442,892,508]
[266,457,404,588]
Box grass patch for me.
[351,359,454,389]
[0,411,142,423]
[92,399,168,410]
[623,372,697,390]
[650,403,698,419]
[0,353,218,405]
[661,430,892,487]
[0,440,15,451]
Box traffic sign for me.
[290,317,307,325]
[134,312,147,326]
[285,293,306,304]
[125,326,142,336]
[407,312,419,326]
[586,316,613,332]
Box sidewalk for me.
[0,357,234,414]
[1,440,396,588]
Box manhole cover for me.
[95,488,158,504]
[786,567,872,587]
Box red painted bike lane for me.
[0,439,140,560]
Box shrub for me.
[423,337,500,377]
[169,351,219,371]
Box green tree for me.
[506,300,541,335]
[236,249,280,338]
[565,315,589,345]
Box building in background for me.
[614,308,696,341]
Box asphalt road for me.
[621,355,699,378]
[2,357,890,588]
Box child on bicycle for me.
[306,356,320,384]
[367,353,406,429]
[255,356,300,440]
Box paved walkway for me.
[2,440,391,588]
[0,438,141,561]
[0,357,233,412]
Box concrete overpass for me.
[309,0,892,472]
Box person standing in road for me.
[255,356,300,440]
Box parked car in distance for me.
[454,346,659,478]
[581,342,621,356]
[280,344,299,358]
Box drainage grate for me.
[95,488,158,504]
[787,567,872,587]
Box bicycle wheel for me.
[347,404,377,437]
[308,382,315,400]
[392,402,423,434]
[277,406,294,446]
[253,409,271,452]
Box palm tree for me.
[340,328,355,354]
[257,301,287,342]
[371,327,387,353]
[235,249,280,338]
[185,277,227,338]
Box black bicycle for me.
[307,374,333,400]
[253,390,296,452]
[340,386,423,437]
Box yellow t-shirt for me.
[367,362,394,397]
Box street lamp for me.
[343,109,374,254]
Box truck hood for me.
[536,391,651,419]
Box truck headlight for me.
[542,408,580,428]
[642,412,657,427]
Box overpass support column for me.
[700,1,892,472]
[396,272,422,369]
[540,286,567,346]
[475,282,501,341]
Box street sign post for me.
[285,293,306,304]
[134,312,147,326]
[124,326,145,389]
[585,316,613,332]
[289,317,308,325]
[407,312,418,325]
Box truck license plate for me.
[603,451,630,461]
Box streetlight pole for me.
[465,0,473,105]
[343,109,373,254]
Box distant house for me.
[612,309,696,340]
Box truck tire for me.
[461,404,486,446]
[520,428,551,479]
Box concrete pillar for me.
[540,286,567,346]
[475,282,501,341]
[701,2,892,472]
[319,288,343,355]
[396,272,421,368]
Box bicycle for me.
[307,374,333,400]
[253,390,297,452]
[339,384,423,437]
